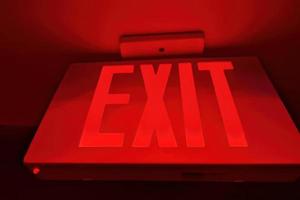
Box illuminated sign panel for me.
[24,57,300,180]
[79,61,247,148]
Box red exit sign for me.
[24,57,300,180]
[80,61,247,148]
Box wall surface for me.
[1,0,300,128]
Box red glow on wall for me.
[1,1,300,126]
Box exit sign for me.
[24,57,300,181]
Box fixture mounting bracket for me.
[120,31,205,58]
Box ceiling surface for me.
[0,0,300,127]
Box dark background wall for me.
[0,0,300,199]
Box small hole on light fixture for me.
[158,47,165,52]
